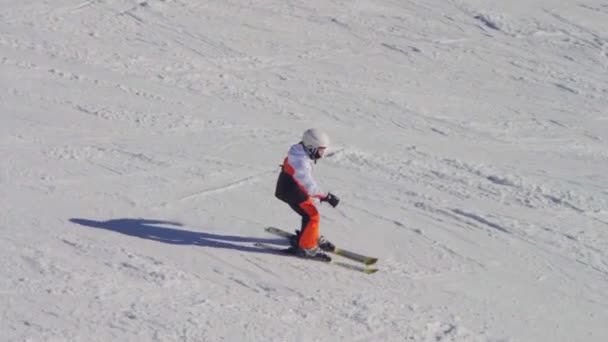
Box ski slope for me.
[1,0,607,341]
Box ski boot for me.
[290,230,335,252]
[317,235,335,252]
[292,245,331,262]
[289,229,301,248]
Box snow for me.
[1,0,607,341]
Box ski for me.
[254,242,378,274]
[264,226,378,266]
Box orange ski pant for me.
[289,198,320,249]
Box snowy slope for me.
[2,0,608,341]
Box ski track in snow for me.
[2,0,608,341]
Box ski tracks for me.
[178,171,272,202]
[330,146,608,280]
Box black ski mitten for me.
[322,192,340,208]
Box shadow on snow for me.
[69,218,288,255]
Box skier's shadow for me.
[69,218,288,254]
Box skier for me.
[274,128,340,259]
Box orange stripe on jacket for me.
[282,157,311,196]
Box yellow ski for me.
[265,227,378,266]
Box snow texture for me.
[1,0,608,341]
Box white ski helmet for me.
[302,128,330,159]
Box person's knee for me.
[309,211,320,224]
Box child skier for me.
[274,128,340,259]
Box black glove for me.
[321,192,340,208]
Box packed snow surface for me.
[2,1,607,341]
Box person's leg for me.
[288,202,309,232]
[295,199,320,250]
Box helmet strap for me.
[300,141,320,163]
